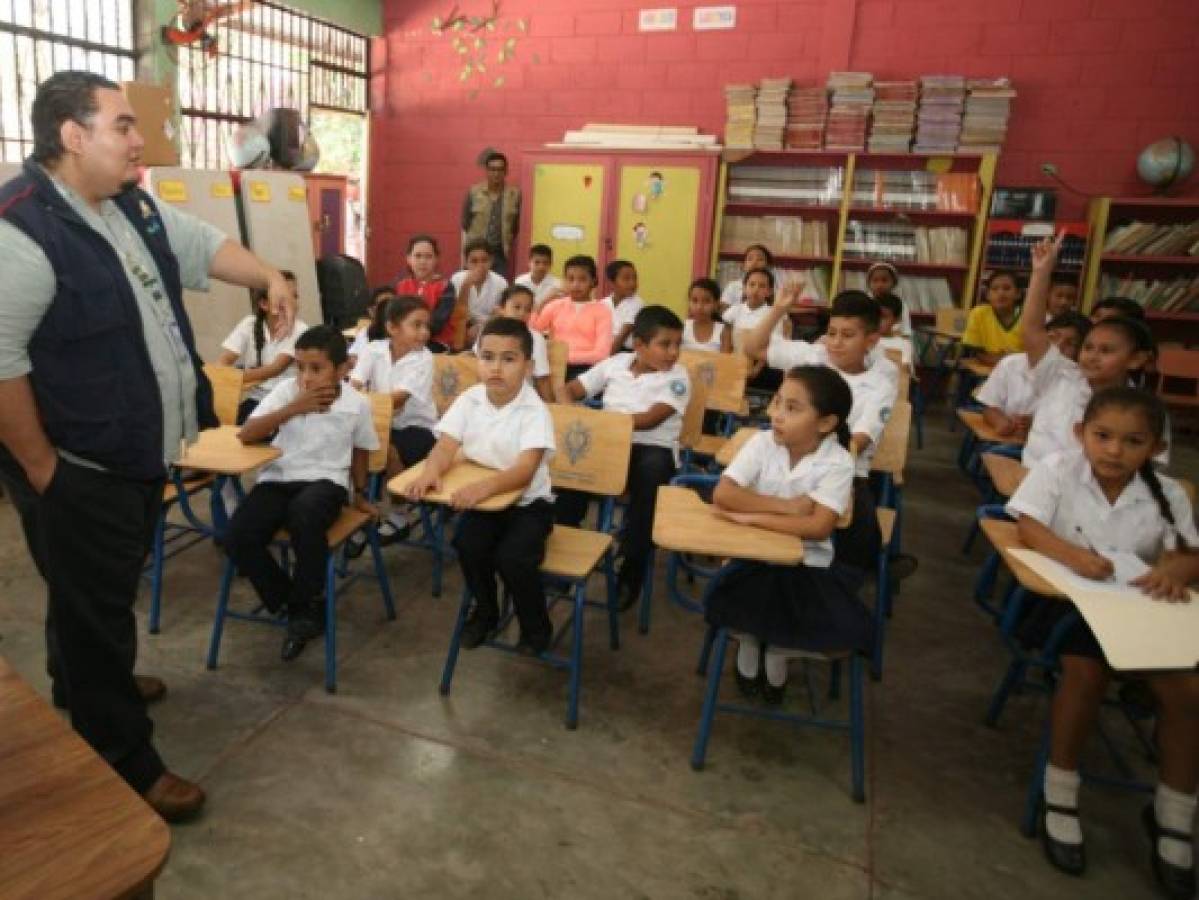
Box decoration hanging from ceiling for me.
[161,0,254,59]
[429,1,530,99]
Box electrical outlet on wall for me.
[1040,162,1059,177]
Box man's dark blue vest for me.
[0,159,216,480]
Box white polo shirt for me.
[250,378,379,492]
[515,271,561,306]
[350,340,437,432]
[976,352,1036,417]
[221,315,308,401]
[348,326,371,360]
[722,302,785,336]
[473,327,550,380]
[436,383,555,505]
[723,431,854,568]
[601,294,645,349]
[451,269,509,324]
[1008,447,1198,560]
[578,353,691,454]
[765,337,898,477]
[683,319,725,352]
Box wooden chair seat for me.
[163,473,215,504]
[692,434,727,458]
[274,506,374,550]
[877,508,896,546]
[540,525,613,580]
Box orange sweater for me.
[530,298,613,364]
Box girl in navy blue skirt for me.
[705,365,870,706]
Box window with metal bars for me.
[177,0,368,170]
[0,0,136,163]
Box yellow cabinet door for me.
[613,164,701,317]
[528,163,606,278]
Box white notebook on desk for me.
[1009,549,1199,671]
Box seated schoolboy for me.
[978,312,1090,440]
[348,286,397,364]
[224,326,380,661]
[516,243,562,308]
[1047,275,1079,320]
[445,238,508,348]
[874,292,914,371]
[472,285,553,401]
[554,305,692,609]
[406,318,557,654]
[962,270,1024,366]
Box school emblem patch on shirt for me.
[880,406,892,423]
[670,379,687,397]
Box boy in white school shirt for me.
[448,237,509,347]
[406,317,557,654]
[555,305,692,609]
[225,326,379,662]
[515,243,562,308]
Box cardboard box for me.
[121,81,179,167]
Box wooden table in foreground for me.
[957,409,1026,447]
[0,658,170,900]
[388,460,523,512]
[653,485,804,565]
[177,425,281,477]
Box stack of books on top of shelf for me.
[868,80,918,153]
[1102,219,1199,256]
[753,78,792,150]
[785,85,829,150]
[843,220,969,264]
[842,270,956,312]
[1099,273,1199,313]
[825,71,873,150]
[914,75,965,152]
[726,164,845,207]
[959,78,1016,152]
[724,84,757,150]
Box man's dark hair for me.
[529,243,552,261]
[829,290,882,333]
[632,304,683,344]
[463,237,493,259]
[295,324,348,366]
[32,71,120,164]
[485,151,508,170]
[480,316,533,358]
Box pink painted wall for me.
[367,0,1199,283]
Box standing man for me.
[461,148,520,279]
[0,72,295,822]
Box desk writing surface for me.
[388,461,523,512]
[0,657,171,900]
[958,409,1026,447]
[715,426,760,468]
[982,454,1028,498]
[653,486,803,566]
[979,518,1063,598]
[177,426,281,476]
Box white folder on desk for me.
[1010,549,1199,671]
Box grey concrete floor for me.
[1,411,1196,899]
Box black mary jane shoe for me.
[281,609,324,662]
[1040,801,1086,877]
[734,668,761,699]
[761,680,786,707]
[1143,805,1197,900]
[460,612,498,650]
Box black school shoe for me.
[1040,801,1086,877]
[515,630,551,657]
[762,680,787,706]
[460,610,498,650]
[281,605,325,662]
[734,668,761,699]
[1144,804,1197,899]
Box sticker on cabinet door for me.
[550,224,584,242]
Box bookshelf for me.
[1081,197,1199,327]
[712,149,997,318]
[975,218,1088,303]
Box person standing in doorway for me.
[0,71,296,823]
[461,148,520,279]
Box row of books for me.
[786,86,829,150]
[720,215,831,258]
[826,71,873,151]
[851,170,980,212]
[724,84,757,150]
[960,79,1016,153]
[1102,219,1199,257]
[754,78,791,150]
[869,80,918,152]
[717,261,832,304]
[842,221,970,264]
[841,270,957,312]
[985,233,1087,269]
[1099,273,1199,313]
[727,164,845,206]
[914,75,965,153]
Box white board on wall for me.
[144,167,252,362]
[237,171,321,329]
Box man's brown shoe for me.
[142,772,206,823]
[135,675,167,705]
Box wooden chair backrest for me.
[883,347,910,399]
[548,404,633,497]
[935,306,968,337]
[366,392,394,473]
[431,353,480,415]
[202,364,245,427]
[870,401,912,477]
[679,348,747,414]
[679,365,711,451]
[1154,348,1199,404]
[547,339,569,389]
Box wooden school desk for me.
[978,518,1063,599]
[714,426,761,468]
[960,358,995,380]
[981,453,1028,498]
[957,409,1026,447]
[176,426,282,534]
[388,460,523,512]
[652,485,804,566]
[0,658,171,900]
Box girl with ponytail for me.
[1006,386,1199,893]
[704,365,872,705]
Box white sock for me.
[220,481,240,515]
[735,634,760,680]
[763,650,788,688]
[1043,764,1083,845]
[1156,784,1197,869]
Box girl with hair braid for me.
[1006,386,1199,897]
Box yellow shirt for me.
[962,304,1024,355]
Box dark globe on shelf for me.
[1136,137,1195,192]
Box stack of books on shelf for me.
[959,79,1016,152]
[1102,219,1199,256]
[914,75,965,152]
[785,85,829,150]
[726,164,845,207]
[843,220,969,265]
[720,215,830,258]
[851,170,979,211]
[724,84,758,150]
[1099,273,1199,313]
[867,80,918,153]
[825,71,873,150]
[842,270,955,312]
[720,261,831,305]
[986,232,1086,269]
[753,78,791,150]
